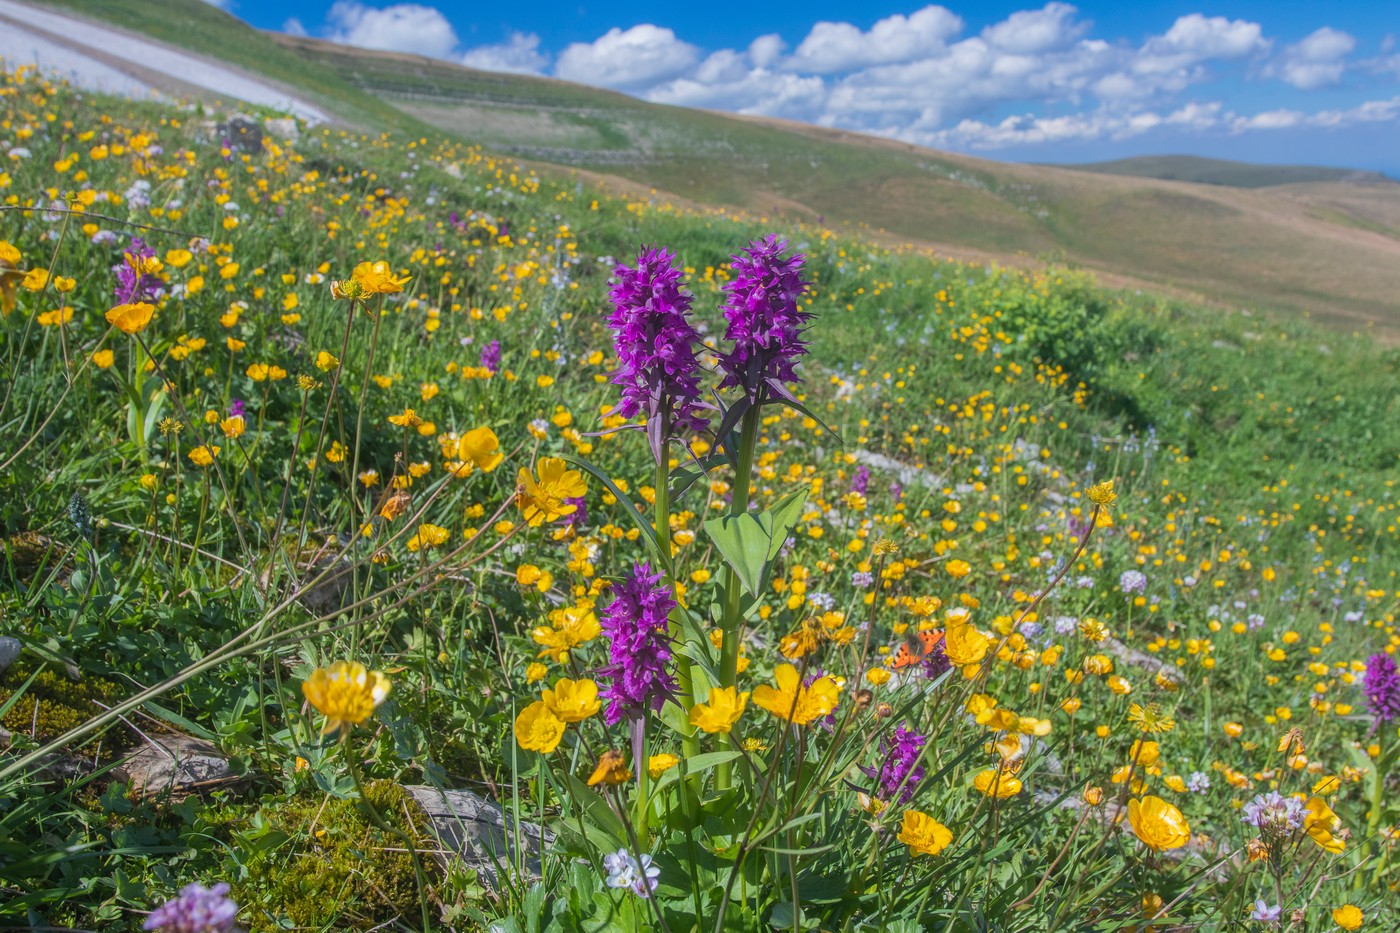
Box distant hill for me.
[1058,155,1395,189]
[21,0,1400,332]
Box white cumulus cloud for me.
[785,6,963,74]
[324,1,459,58]
[555,25,700,90]
[461,32,549,75]
[1269,27,1355,90]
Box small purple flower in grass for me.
[1363,652,1400,725]
[228,399,246,419]
[598,562,677,725]
[603,848,660,897]
[889,481,903,504]
[561,495,588,528]
[716,235,811,406]
[1120,570,1147,594]
[1250,900,1282,924]
[851,465,870,496]
[860,724,927,804]
[114,237,163,304]
[480,339,501,374]
[144,882,239,933]
[607,247,708,460]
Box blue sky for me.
[212,1,1400,173]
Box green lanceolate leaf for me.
[702,485,810,597]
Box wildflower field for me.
[0,64,1398,931]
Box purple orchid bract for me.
[599,561,678,725]
[861,723,927,804]
[1363,651,1400,724]
[716,234,811,404]
[114,236,163,304]
[607,247,708,459]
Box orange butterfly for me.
[890,629,944,670]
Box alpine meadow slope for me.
[18,0,1400,334]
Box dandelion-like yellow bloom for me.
[517,457,586,527]
[301,661,391,736]
[514,700,565,753]
[689,686,749,734]
[333,260,410,299]
[898,810,953,857]
[1127,796,1190,851]
[752,663,839,725]
[106,302,155,335]
[586,749,631,786]
[1087,479,1116,507]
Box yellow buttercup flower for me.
[315,350,339,371]
[648,753,680,779]
[541,677,601,723]
[91,349,115,369]
[752,663,839,725]
[406,523,450,551]
[517,457,586,527]
[106,302,155,335]
[531,603,600,662]
[187,445,221,467]
[459,426,504,472]
[944,620,990,666]
[972,768,1023,798]
[514,699,565,753]
[301,661,391,736]
[1127,796,1190,851]
[1303,796,1345,853]
[1331,905,1363,930]
[898,810,953,857]
[689,686,749,734]
[586,749,631,786]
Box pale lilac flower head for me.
[1120,570,1147,594]
[603,848,660,897]
[1250,900,1282,924]
[1364,652,1400,724]
[1241,791,1305,832]
[715,235,811,405]
[143,882,239,933]
[598,562,677,725]
[607,247,708,460]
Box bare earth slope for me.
[15,0,1400,334]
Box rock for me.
[219,114,263,154]
[404,785,552,892]
[263,116,299,141]
[116,734,236,795]
[1103,637,1184,685]
[0,636,20,675]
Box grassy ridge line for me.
[1052,154,1395,189]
